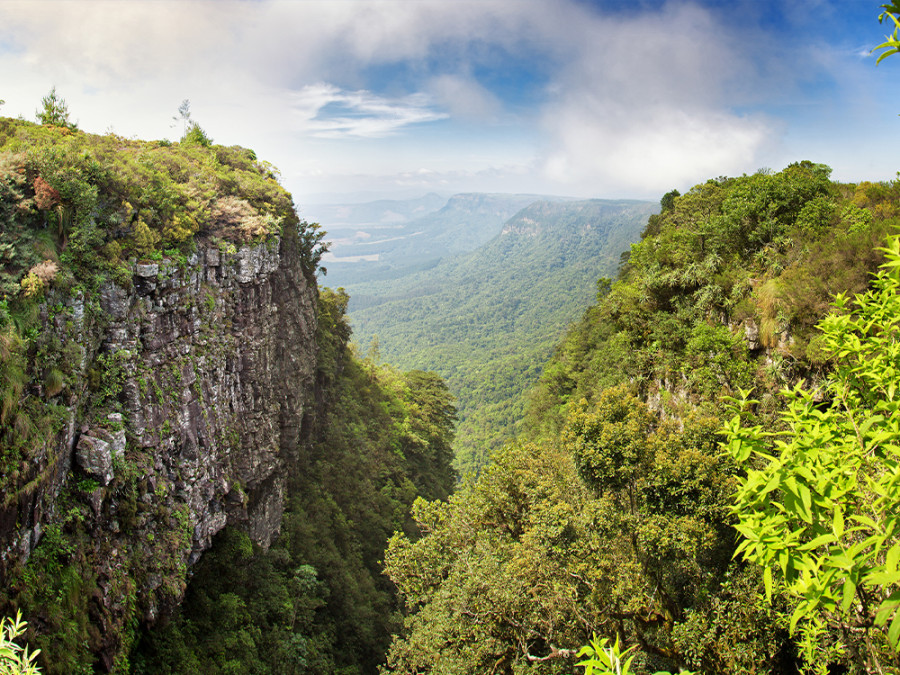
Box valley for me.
[314,194,656,474]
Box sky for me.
[1,0,899,205]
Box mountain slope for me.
[345,198,656,474]
[312,193,569,286]
[382,163,900,675]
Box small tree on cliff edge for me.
[36,87,76,130]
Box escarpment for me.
[0,118,326,670]
[1,229,318,666]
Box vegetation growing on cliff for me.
[0,118,330,673]
[0,116,327,504]
[132,287,456,674]
[383,163,900,673]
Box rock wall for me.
[0,225,318,666]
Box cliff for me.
[0,119,324,670]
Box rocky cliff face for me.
[0,225,317,668]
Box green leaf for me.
[833,508,844,538]
[889,607,900,650]
[875,590,900,626]
[799,533,837,551]
[841,576,858,613]
[865,570,900,586]
[887,543,900,573]
[794,484,813,524]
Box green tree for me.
[35,87,75,129]
[181,122,212,148]
[724,236,900,673]
[384,406,768,673]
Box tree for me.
[173,99,212,147]
[35,87,75,129]
[181,122,212,148]
[660,189,680,212]
[724,236,900,673]
[172,99,191,136]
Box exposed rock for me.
[76,434,115,486]
[744,319,761,351]
[135,262,159,278]
[0,225,319,665]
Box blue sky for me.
[1,0,899,204]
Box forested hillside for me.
[383,162,900,674]
[347,199,655,475]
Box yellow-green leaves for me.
[726,235,900,671]
[0,611,41,675]
[874,11,900,64]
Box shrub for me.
[0,611,42,674]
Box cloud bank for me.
[0,0,893,200]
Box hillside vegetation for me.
[383,162,900,674]
[0,116,457,674]
[0,118,323,500]
[348,199,655,475]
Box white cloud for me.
[542,100,770,194]
[426,75,502,121]
[1,0,894,200]
[289,83,447,138]
[535,2,779,195]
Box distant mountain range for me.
[305,193,574,287]
[311,193,657,475]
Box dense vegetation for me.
[0,107,460,674]
[383,162,900,673]
[132,288,456,674]
[347,199,655,476]
[0,112,331,673]
[5,83,900,674]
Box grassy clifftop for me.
[0,117,324,299]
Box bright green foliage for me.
[0,116,315,274]
[575,635,693,675]
[382,163,900,675]
[0,612,41,675]
[384,441,597,674]
[874,3,900,63]
[383,404,774,673]
[576,636,639,675]
[565,387,654,494]
[526,163,898,438]
[181,122,212,148]
[725,236,900,674]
